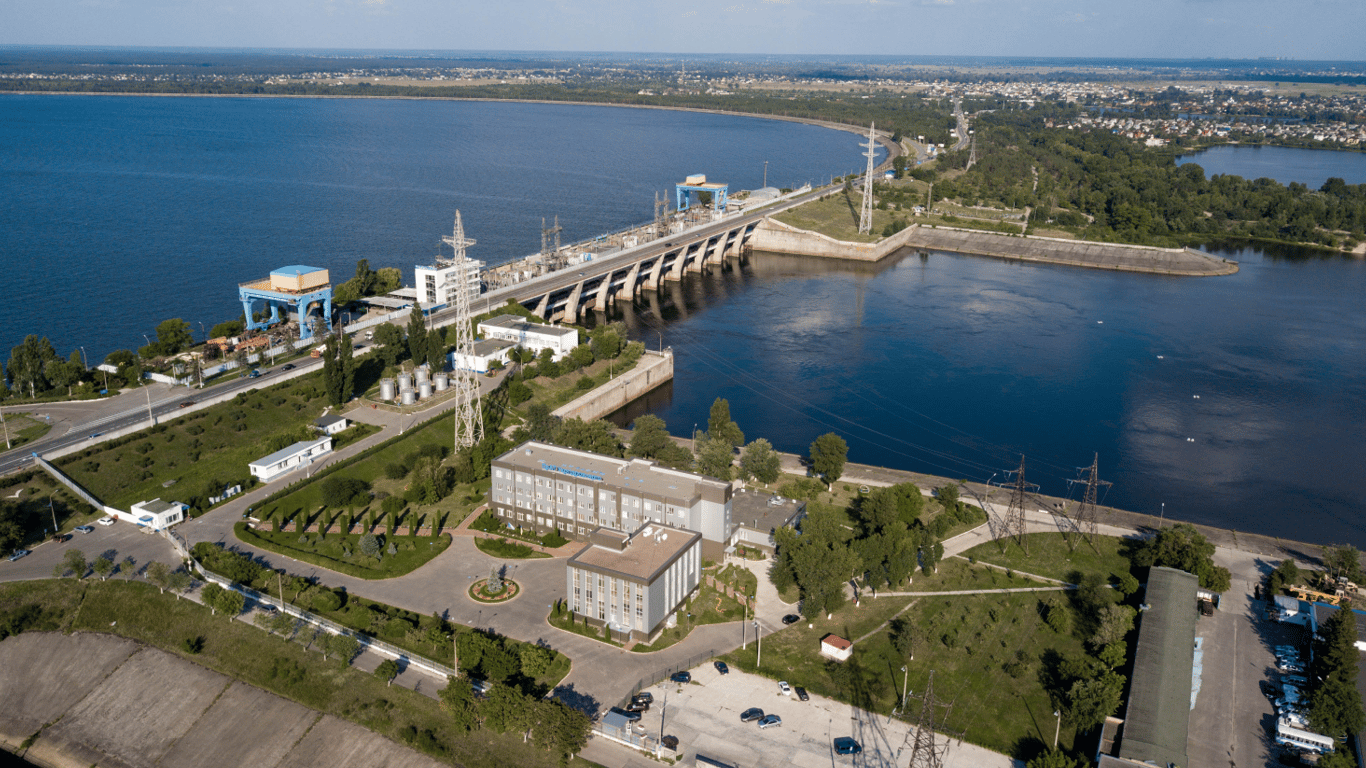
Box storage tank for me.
[379,378,396,401]
[400,389,416,406]
[418,381,433,399]
[415,366,430,385]
[397,372,412,392]
[434,373,449,392]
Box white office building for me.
[249,437,333,483]
[566,523,701,643]
[129,499,188,530]
[478,315,578,362]
[490,441,733,560]
[415,257,483,308]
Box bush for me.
[383,463,409,480]
[381,495,405,517]
[320,476,370,508]
[575,376,595,391]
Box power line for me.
[442,210,483,452]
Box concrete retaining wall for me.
[552,350,674,422]
[748,218,920,261]
[901,226,1239,276]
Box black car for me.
[625,700,650,713]
[740,707,765,723]
[281,363,295,371]
[782,614,801,625]
[833,737,862,755]
[670,671,691,684]
[796,686,809,702]
[661,735,679,751]
[609,707,642,722]
[714,661,729,675]
[632,692,653,705]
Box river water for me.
[1177,144,1366,187]
[3,95,1365,545]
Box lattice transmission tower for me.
[858,122,877,235]
[1066,453,1112,544]
[442,210,484,452]
[1000,456,1038,553]
[906,670,952,768]
[540,215,563,272]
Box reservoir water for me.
[3,95,1365,545]
[1177,144,1366,187]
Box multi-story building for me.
[565,523,701,643]
[490,441,733,560]
[415,257,484,307]
[478,315,578,362]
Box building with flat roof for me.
[566,523,701,643]
[730,490,805,557]
[490,441,733,559]
[313,414,349,435]
[478,315,578,361]
[416,257,484,308]
[249,437,333,483]
[1098,566,1197,768]
[451,338,516,374]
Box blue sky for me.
[7,0,1364,61]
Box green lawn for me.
[710,563,758,597]
[475,537,552,559]
[57,375,333,509]
[0,470,103,548]
[547,605,623,647]
[236,523,453,579]
[772,189,909,243]
[629,584,747,653]
[520,353,645,412]
[0,579,586,768]
[964,533,1132,583]
[0,412,52,450]
[722,588,1090,757]
[887,557,1059,593]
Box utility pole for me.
[906,670,951,768]
[1000,456,1036,553]
[1,406,9,450]
[143,379,155,426]
[754,620,762,667]
[442,210,484,453]
[858,123,877,235]
[1065,453,1111,545]
[763,160,768,189]
[49,490,58,533]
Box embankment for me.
[552,350,674,422]
[751,219,1239,277]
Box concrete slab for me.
[40,646,230,768]
[0,632,140,749]
[276,715,446,768]
[157,682,320,768]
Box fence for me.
[193,562,464,684]
[619,647,720,709]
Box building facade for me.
[415,257,484,307]
[490,441,733,559]
[565,524,701,643]
[248,437,333,483]
[478,315,578,362]
[450,338,516,374]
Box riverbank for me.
[751,218,1239,275]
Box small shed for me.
[249,437,333,483]
[314,414,349,435]
[129,499,187,530]
[821,634,852,662]
[1275,594,1301,622]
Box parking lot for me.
[622,665,1011,768]
[0,515,180,581]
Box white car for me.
[97,516,115,526]
[778,681,792,696]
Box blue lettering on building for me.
[540,461,604,483]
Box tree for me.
[6,335,58,397]
[425,326,445,369]
[154,318,194,355]
[359,533,382,558]
[325,632,360,664]
[48,351,84,396]
[166,570,192,599]
[707,398,745,449]
[889,615,915,660]
[1064,672,1124,731]
[696,434,735,481]
[201,583,225,615]
[1310,607,1366,736]
[1026,750,1084,768]
[629,414,672,459]
[553,418,623,457]
[320,476,370,508]
[146,561,171,593]
[1089,604,1136,650]
[740,438,782,484]
[375,658,400,686]
[1133,523,1231,592]
[63,548,87,579]
[775,507,862,619]
[374,322,404,367]
[1322,545,1364,584]
[439,675,480,732]
[210,318,245,339]
[354,258,378,295]
[406,307,428,365]
[524,402,561,443]
[338,332,355,403]
[590,328,622,360]
[520,644,556,677]
[809,433,848,488]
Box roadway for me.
[950,98,970,152]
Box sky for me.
[6,0,1365,62]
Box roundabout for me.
[468,577,521,604]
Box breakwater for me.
[553,350,674,422]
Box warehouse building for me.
[565,523,701,643]
[490,441,733,559]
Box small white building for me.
[820,634,853,662]
[249,437,333,483]
[129,499,187,530]
[451,338,516,374]
[415,257,484,307]
[478,315,578,361]
[314,414,349,435]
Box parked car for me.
[782,614,801,625]
[88,433,101,439]
[632,692,653,705]
[97,516,115,526]
[796,686,809,702]
[258,604,278,615]
[740,708,765,723]
[670,671,691,684]
[660,735,679,751]
[714,661,729,675]
[609,707,642,722]
[625,700,650,713]
[758,715,782,729]
[75,525,94,534]
[833,737,863,755]
[7,549,30,562]
[778,681,792,696]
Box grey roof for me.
[470,338,516,357]
[495,441,730,505]
[601,710,632,731]
[315,414,348,428]
[568,523,700,583]
[1118,566,1197,768]
[480,314,577,338]
[250,437,331,469]
[732,491,805,535]
[135,498,180,514]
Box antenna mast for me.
[858,122,877,235]
[441,210,483,452]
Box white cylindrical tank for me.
[418,381,433,399]
[434,373,449,392]
[379,378,396,401]
[400,389,416,406]
[397,372,412,391]
[415,366,430,385]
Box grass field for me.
[0,579,588,768]
[57,376,333,509]
[475,537,552,559]
[236,523,453,579]
[0,412,52,451]
[772,189,912,243]
[964,533,1132,583]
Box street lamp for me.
[901,666,909,714]
[754,620,761,667]
[1053,710,1061,750]
[79,346,88,371]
